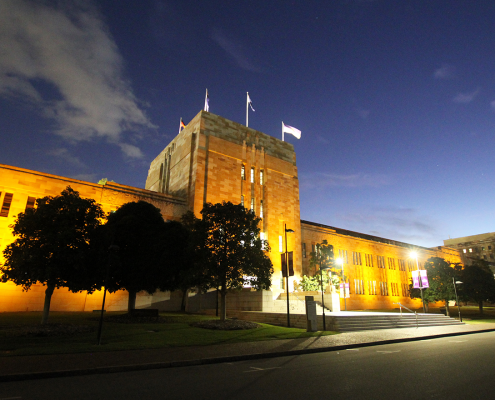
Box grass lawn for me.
[0,312,337,357]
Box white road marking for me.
[377,350,401,354]
[346,349,360,351]
[244,366,281,373]
[449,340,467,343]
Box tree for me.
[200,201,273,321]
[158,214,210,311]
[409,257,457,315]
[459,260,495,314]
[102,201,166,312]
[0,186,104,324]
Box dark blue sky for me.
[1,0,495,247]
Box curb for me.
[1,328,494,383]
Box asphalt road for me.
[2,331,495,400]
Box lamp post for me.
[453,278,462,322]
[336,258,345,311]
[284,224,294,328]
[318,247,328,330]
[410,251,426,314]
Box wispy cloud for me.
[453,88,480,104]
[211,28,262,72]
[434,64,456,80]
[340,206,439,246]
[300,172,395,190]
[0,0,155,159]
[46,147,86,169]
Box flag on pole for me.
[179,117,186,133]
[247,93,255,111]
[282,122,301,141]
[204,89,209,112]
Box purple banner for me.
[419,270,429,288]
[412,270,420,288]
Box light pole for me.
[453,278,463,322]
[318,248,328,330]
[284,224,294,328]
[336,258,346,311]
[410,251,426,314]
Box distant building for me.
[444,233,495,270]
[0,111,463,312]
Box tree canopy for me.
[458,259,495,314]
[0,186,104,324]
[102,200,166,311]
[409,257,458,314]
[200,201,273,321]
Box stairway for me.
[331,313,464,332]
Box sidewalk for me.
[2,323,495,382]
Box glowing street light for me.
[410,251,426,314]
[453,278,463,322]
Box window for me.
[354,279,364,295]
[352,251,362,265]
[260,170,264,185]
[368,280,377,295]
[259,200,263,218]
[279,236,283,253]
[250,167,255,183]
[407,260,415,271]
[365,254,373,267]
[260,232,265,250]
[387,257,396,270]
[401,283,409,297]
[241,165,246,180]
[377,255,385,268]
[390,283,399,296]
[379,281,389,296]
[250,198,255,212]
[398,259,406,271]
[469,248,473,253]
[241,195,244,207]
[25,196,36,210]
[489,246,492,250]
[338,249,349,264]
[463,249,467,253]
[0,193,13,217]
[302,243,306,258]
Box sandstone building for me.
[0,111,463,312]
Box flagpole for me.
[246,92,249,127]
[282,122,284,142]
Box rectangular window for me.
[0,193,13,217]
[379,281,389,296]
[250,167,255,183]
[365,254,373,267]
[279,236,283,253]
[241,165,246,180]
[401,283,409,297]
[241,195,244,207]
[368,280,377,295]
[387,257,396,270]
[25,196,36,210]
[377,256,385,268]
[260,232,265,250]
[354,279,364,295]
[338,249,349,264]
[352,251,362,265]
[260,170,264,185]
[463,249,467,253]
[259,200,263,218]
[250,198,254,212]
[302,243,306,258]
[398,259,406,271]
[407,260,415,271]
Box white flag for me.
[247,93,255,111]
[204,88,209,112]
[282,122,301,139]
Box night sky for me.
[1,0,495,247]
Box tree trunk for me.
[220,287,227,321]
[128,290,137,312]
[479,300,484,315]
[424,302,429,313]
[181,289,188,312]
[41,284,55,325]
[445,301,450,317]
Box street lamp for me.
[410,251,426,314]
[336,257,346,311]
[453,278,463,322]
[284,224,294,328]
[318,246,329,330]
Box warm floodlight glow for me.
[410,251,417,259]
[336,257,343,265]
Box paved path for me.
[2,323,495,382]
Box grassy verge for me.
[0,312,337,357]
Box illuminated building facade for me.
[0,111,463,312]
[444,232,495,271]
